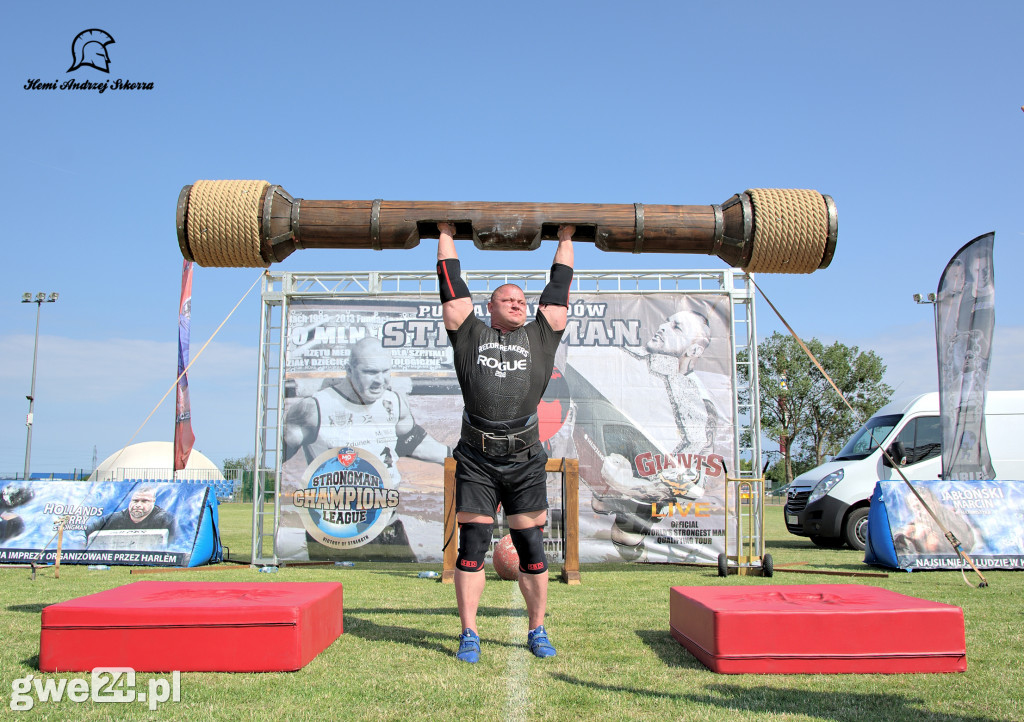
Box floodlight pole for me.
[22,292,58,480]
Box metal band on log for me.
[176,181,838,274]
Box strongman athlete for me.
[437,221,574,663]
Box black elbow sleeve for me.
[437,259,471,303]
[539,263,573,307]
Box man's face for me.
[129,491,156,523]
[943,260,965,296]
[488,286,528,331]
[349,349,392,402]
[647,312,699,357]
[970,256,992,294]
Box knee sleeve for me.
[456,522,492,572]
[510,525,548,575]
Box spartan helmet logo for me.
[68,29,115,73]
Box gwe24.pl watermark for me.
[10,668,180,711]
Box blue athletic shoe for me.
[527,626,556,658]
[457,628,480,663]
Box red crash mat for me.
[40,581,343,672]
[670,584,965,674]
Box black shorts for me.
[453,441,549,517]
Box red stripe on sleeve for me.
[440,260,455,297]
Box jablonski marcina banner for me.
[865,480,1024,570]
[934,233,996,480]
[174,260,195,472]
[276,293,736,565]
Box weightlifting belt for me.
[460,413,539,458]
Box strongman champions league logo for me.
[293,447,399,549]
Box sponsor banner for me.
[867,479,1024,570]
[278,294,735,564]
[0,481,213,566]
[934,233,996,480]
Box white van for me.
[783,390,1024,550]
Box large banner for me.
[865,479,1024,570]
[278,293,735,564]
[0,481,219,566]
[935,233,996,480]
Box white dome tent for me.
[89,442,235,500]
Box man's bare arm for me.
[394,394,450,464]
[538,225,575,332]
[437,222,473,331]
[283,397,319,459]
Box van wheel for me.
[844,508,870,551]
[810,535,844,548]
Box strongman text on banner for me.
[276,294,735,564]
[934,233,996,480]
[174,260,195,472]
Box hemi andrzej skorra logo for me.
[23,28,155,93]
[293,447,399,549]
[68,29,115,73]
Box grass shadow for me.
[767,538,830,551]
[548,672,687,701]
[345,605,525,619]
[686,684,1008,722]
[634,629,703,669]
[344,616,528,656]
[546,678,1007,722]
[7,603,50,614]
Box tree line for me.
[742,332,893,486]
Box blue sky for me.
[2,1,1021,472]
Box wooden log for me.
[177,182,838,274]
[560,458,581,585]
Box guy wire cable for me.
[750,276,989,588]
[106,271,266,474]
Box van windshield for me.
[833,414,902,461]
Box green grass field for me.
[2,502,1021,721]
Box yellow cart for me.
[717,477,773,577]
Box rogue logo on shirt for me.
[477,355,527,376]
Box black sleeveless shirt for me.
[448,312,563,425]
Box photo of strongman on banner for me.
[558,293,733,563]
[277,293,734,564]
[279,299,460,562]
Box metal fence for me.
[0,468,248,503]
